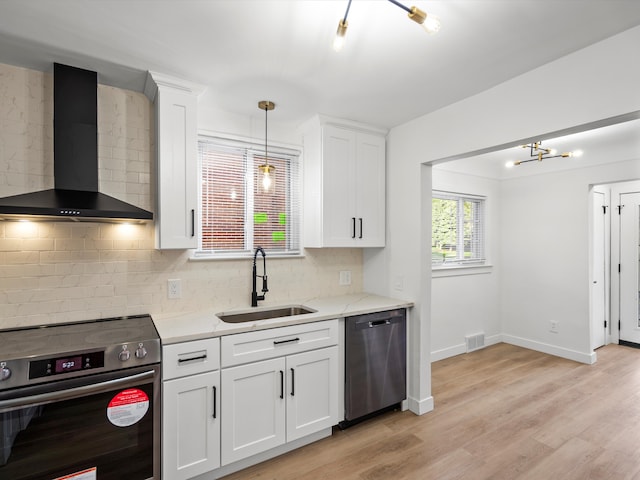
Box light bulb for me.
[548,148,557,155]
[505,160,515,168]
[333,19,348,52]
[262,171,272,192]
[422,14,441,34]
[571,149,583,157]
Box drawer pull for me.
[273,337,300,345]
[178,354,207,363]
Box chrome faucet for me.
[251,246,268,307]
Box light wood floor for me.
[222,343,640,479]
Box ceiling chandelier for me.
[258,100,275,193]
[333,0,441,52]
[507,141,583,167]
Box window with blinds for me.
[197,137,301,257]
[432,191,485,266]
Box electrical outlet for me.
[549,320,559,333]
[394,275,404,291]
[168,279,182,299]
[339,270,352,286]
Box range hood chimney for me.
[0,63,153,222]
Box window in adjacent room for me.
[432,191,485,266]
[196,136,301,258]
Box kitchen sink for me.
[217,305,317,323]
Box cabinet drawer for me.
[163,337,220,380]
[221,319,339,367]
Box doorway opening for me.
[590,179,640,350]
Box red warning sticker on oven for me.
[107,388,149,427]
[54,467,97,480]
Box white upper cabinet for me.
[145,72,205,249]
[301,116,386,248]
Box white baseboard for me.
[502,334,596,364]
[431,344,466,362]
[431,333,502,362]
[407,395,434,415]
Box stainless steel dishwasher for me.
[342,308,406,427]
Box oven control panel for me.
[29,351,105,379]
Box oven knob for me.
[119,345,131,362]
[135,343,148,359]
[0,362,11,381]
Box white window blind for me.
[432,191,486,266]
[196,136,301,258]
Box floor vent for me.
[465,333,485,353]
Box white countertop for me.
[152,293,413,344]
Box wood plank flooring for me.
[221,343,640,479]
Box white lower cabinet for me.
[161,321,339,478]
[220,357,285,465]
[162,338,220,480]
[221,345,339,466]
[163,371,220,479]
[286,347,339,442]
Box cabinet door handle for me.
[212,386,217,419]
[279,370,284,399]
[273,337,300,345]
[290,368,295,396]
[351,217,356,238]
[359,218,363,239]
[191,209,195,237]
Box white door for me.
[591,191,607,349]
[220,358,286,465]
[163,371,220,480]
[286,346,339,442]
[619,192,640,345]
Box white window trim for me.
[432,263,493,277]
[432,190,486,269]
[192,130,303,260]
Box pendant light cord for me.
[264,104,268,163]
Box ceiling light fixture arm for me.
[341,0,353,24]
[387,0,412,15]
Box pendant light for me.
[258,100,275,193]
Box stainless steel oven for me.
[0,315,161,480]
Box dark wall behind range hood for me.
[0,63,153,222]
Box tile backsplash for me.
[0,63,362,329]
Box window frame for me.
[432,190,486,268]
[193,134,303,260]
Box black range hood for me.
[0,63,153,222]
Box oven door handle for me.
[0,370,156,412]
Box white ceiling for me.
[0,0,639,177]
[434,117,640,180]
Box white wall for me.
[0,63,363,329]
[430,169,501,361]
[500,159,640,363]
[369,25,640,414]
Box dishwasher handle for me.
[350,308,406,329]
[369,319,391,327]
